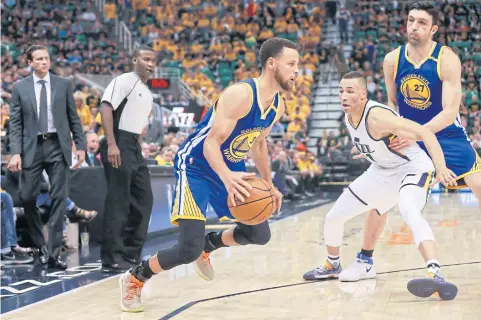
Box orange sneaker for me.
[119,271,145,312]
[195,251,215,281]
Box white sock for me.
[426,259,440,271]
[327,255,340,266]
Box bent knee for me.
[250,228,271,245]
[177,242,204,264]
[235,223,272,246]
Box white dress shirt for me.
[33,72,56,133]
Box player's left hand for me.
[389,136,415,152]
[270,185,283,213]
[72,150,85,169]
[432,168,458,188]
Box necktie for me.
[89,154,94,166]
[38,80,48,134]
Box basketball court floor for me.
[2,192,480,319]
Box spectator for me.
[155,147,174,166]
[1,190,34,265]
[85,132,102,167]
[271,151,295,200]
[337,6,350,43]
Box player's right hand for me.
[108,142,121,168]
[7,154,22,172]
[351,146,365,160]
[222,171,255,207]
[432,168,458,188]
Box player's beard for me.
[275,69,292,91]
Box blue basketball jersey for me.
[394,42,467,139]
[175,78,280,175]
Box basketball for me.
[228,176,276,225]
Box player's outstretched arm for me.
[368,108,457,187]
[424,48,462,133]
[383,49,400,111]
[203,84,256,206]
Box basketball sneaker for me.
[303,259,342,280]
[119,270,145,312]
[407,267,458,300]
[195,251,215,281]
[338,252,376,282]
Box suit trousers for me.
[19,134,68,258]
[100,130,153,265]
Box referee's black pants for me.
[100,130,153,265]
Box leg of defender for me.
[362,209,387,251]
[303,188,371,280]
[398,183,458,300]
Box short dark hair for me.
[259,37,297,68]
[410,1,438,25]
[132,45,155,58]
[341,71,366,88]
[26,45,49,61]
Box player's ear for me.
[267,57,276,70]
[431,25,438,35]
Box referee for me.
[99,46,156,273]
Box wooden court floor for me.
[4,192,481,320]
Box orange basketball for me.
[228,176,276,225]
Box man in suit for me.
[7,45,86,269]
[85,132,102,167]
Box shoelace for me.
[348,259,370,268]
[126,277,144,301]
[315,260,336,272]
[427,271,446,282]
[201,251,211,263]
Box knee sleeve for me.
[324,189,369,247]
[399,186,434,247]
[233,221,271,246]
[156,219,205,270]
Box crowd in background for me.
[323,0,481,158]
[1,0,328,214]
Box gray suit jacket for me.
[9,74,86,168]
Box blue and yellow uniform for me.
[394,42,481,188]
[170,78,280,224]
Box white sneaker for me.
[339,252,376,282]
[119,270,145,312]
[194,251,215,281]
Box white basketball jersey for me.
[346,100,432,169]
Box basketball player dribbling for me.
[118,38,298,312]
[340,2,481,297]
[303,71,459,300]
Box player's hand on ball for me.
[351,146,365,160]
[432,168,458,188]
[270,186,283,213]
[222,171,255,207]
[389,136,415,152]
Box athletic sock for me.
[360,248,374,258]
[204,232,228,253]
[327,255,340,266]
[426,259,441,271]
